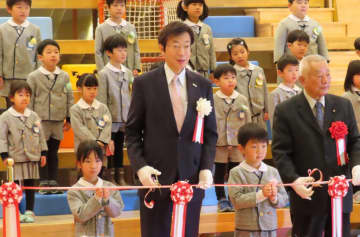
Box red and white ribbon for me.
[170,181,193,237]
[329,121,349,166]
[328,175,349,237]
[192,115,204,144]
[0,182,23,237]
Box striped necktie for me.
[315,101,324,130]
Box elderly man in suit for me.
[126,21,217,237]
[272,54,360,237]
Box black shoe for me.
[38,180,50,195]
[49,180,63,194]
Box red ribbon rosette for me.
[328,175,349,237]
[170,181,193,237]
[0,182,23,237]
[329,121,349,166]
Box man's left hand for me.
[198,169,213,190]
[352,165,360,185]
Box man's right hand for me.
[0,77,4,89]
[137,166,162,186]
[292,177,315,200]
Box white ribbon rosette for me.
[192,98,212,144]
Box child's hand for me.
[2,158,8,166]
[103,188,110,201]
[97,141,105,148]
[227,146,233,150]
[262,183,273,198]
[0,77,3,89]
[95,188,104,199]
[264,112,269,121]
[63,121,71,131]
[108,140,115,154]
[133,69,139,77]
[40,156,47,167]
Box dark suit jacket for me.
[272,93,360,214]
[126,66,218,200]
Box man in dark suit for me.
[272,54,360,237]
[126,22,217,237]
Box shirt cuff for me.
[66,117,71,123]
[41,151,48,157]
[1,152,9,160]
[256,190,267,203]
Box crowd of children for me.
[1,0,360,236]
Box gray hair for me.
[299,54,327,77]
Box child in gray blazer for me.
[177,0,216,81]
[228,123,288,237]
[97,34,133,185]
[0,81,47,223]
[95,0,140,76]
[274,0,329,63]
[67,140,124,237]
[27,39,74,193]
[227,38,269,130]
[213,64,251,212]
[0,0,41,109]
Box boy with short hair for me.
[27,39,74,193]
[274,0,329,63]
[95,0,140,76]
[97,34,133,186]
[213,63,251,212]
[228,123,288,237]
[354,37,360,57]
[287,29,309,61]
[0,0,41,109]
[270,54,301,126]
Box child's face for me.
[231,45,249,67]
[108,0,126,21]
[216,72,237,95]
[278,64,299,87]
[38,45,60,71]
[7,1,30,25]
[10,89,30,112]
[352,73,360,89]
[106,47,127,65]
[289,0,309,19]
[183,2,204,21]
[287,40,308,60]
[81,86,98,104]
[239,139,267,169]
[78,151,102,184]
[161,32,191,74]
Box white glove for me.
[292,177,315,200]
[352,165,360,186]
[137,166,162,186]
[198,169,213,190]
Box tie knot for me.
[315,101,323,109]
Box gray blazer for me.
[95,20,140,71]
[97,65,132,126]
[228,163,288,231]
[0,108,47,163]
[0,21,41,79]
[27,68,74,121]
[274,15,329,63]
[67,178,124,237]
[343,91,360,131]
[70,99,112,151]
[214,91,251,146]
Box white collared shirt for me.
[183,19,203,28]
[39,66,61,80]
[7,19,30,28]
[304,89,325,116]
[234,63,256,72]
[352,86,360,92]
[77,98,101,110]
[216,90,240,104]
[278,83,302,95]
[106,63,126,82]
[164,63,188,113]
[105,18,127,27]
[288,14,310,22]
[9,107,31,121]
[239,161,269,203]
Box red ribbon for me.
[328,175,349,237]
[329,121,349,166]
[170,181,193,237]
[0,182,23,237]
[192,115,204,144]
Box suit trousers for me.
[139,188,204,237]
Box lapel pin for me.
[332,109,336,113]
[192,83,197,87]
